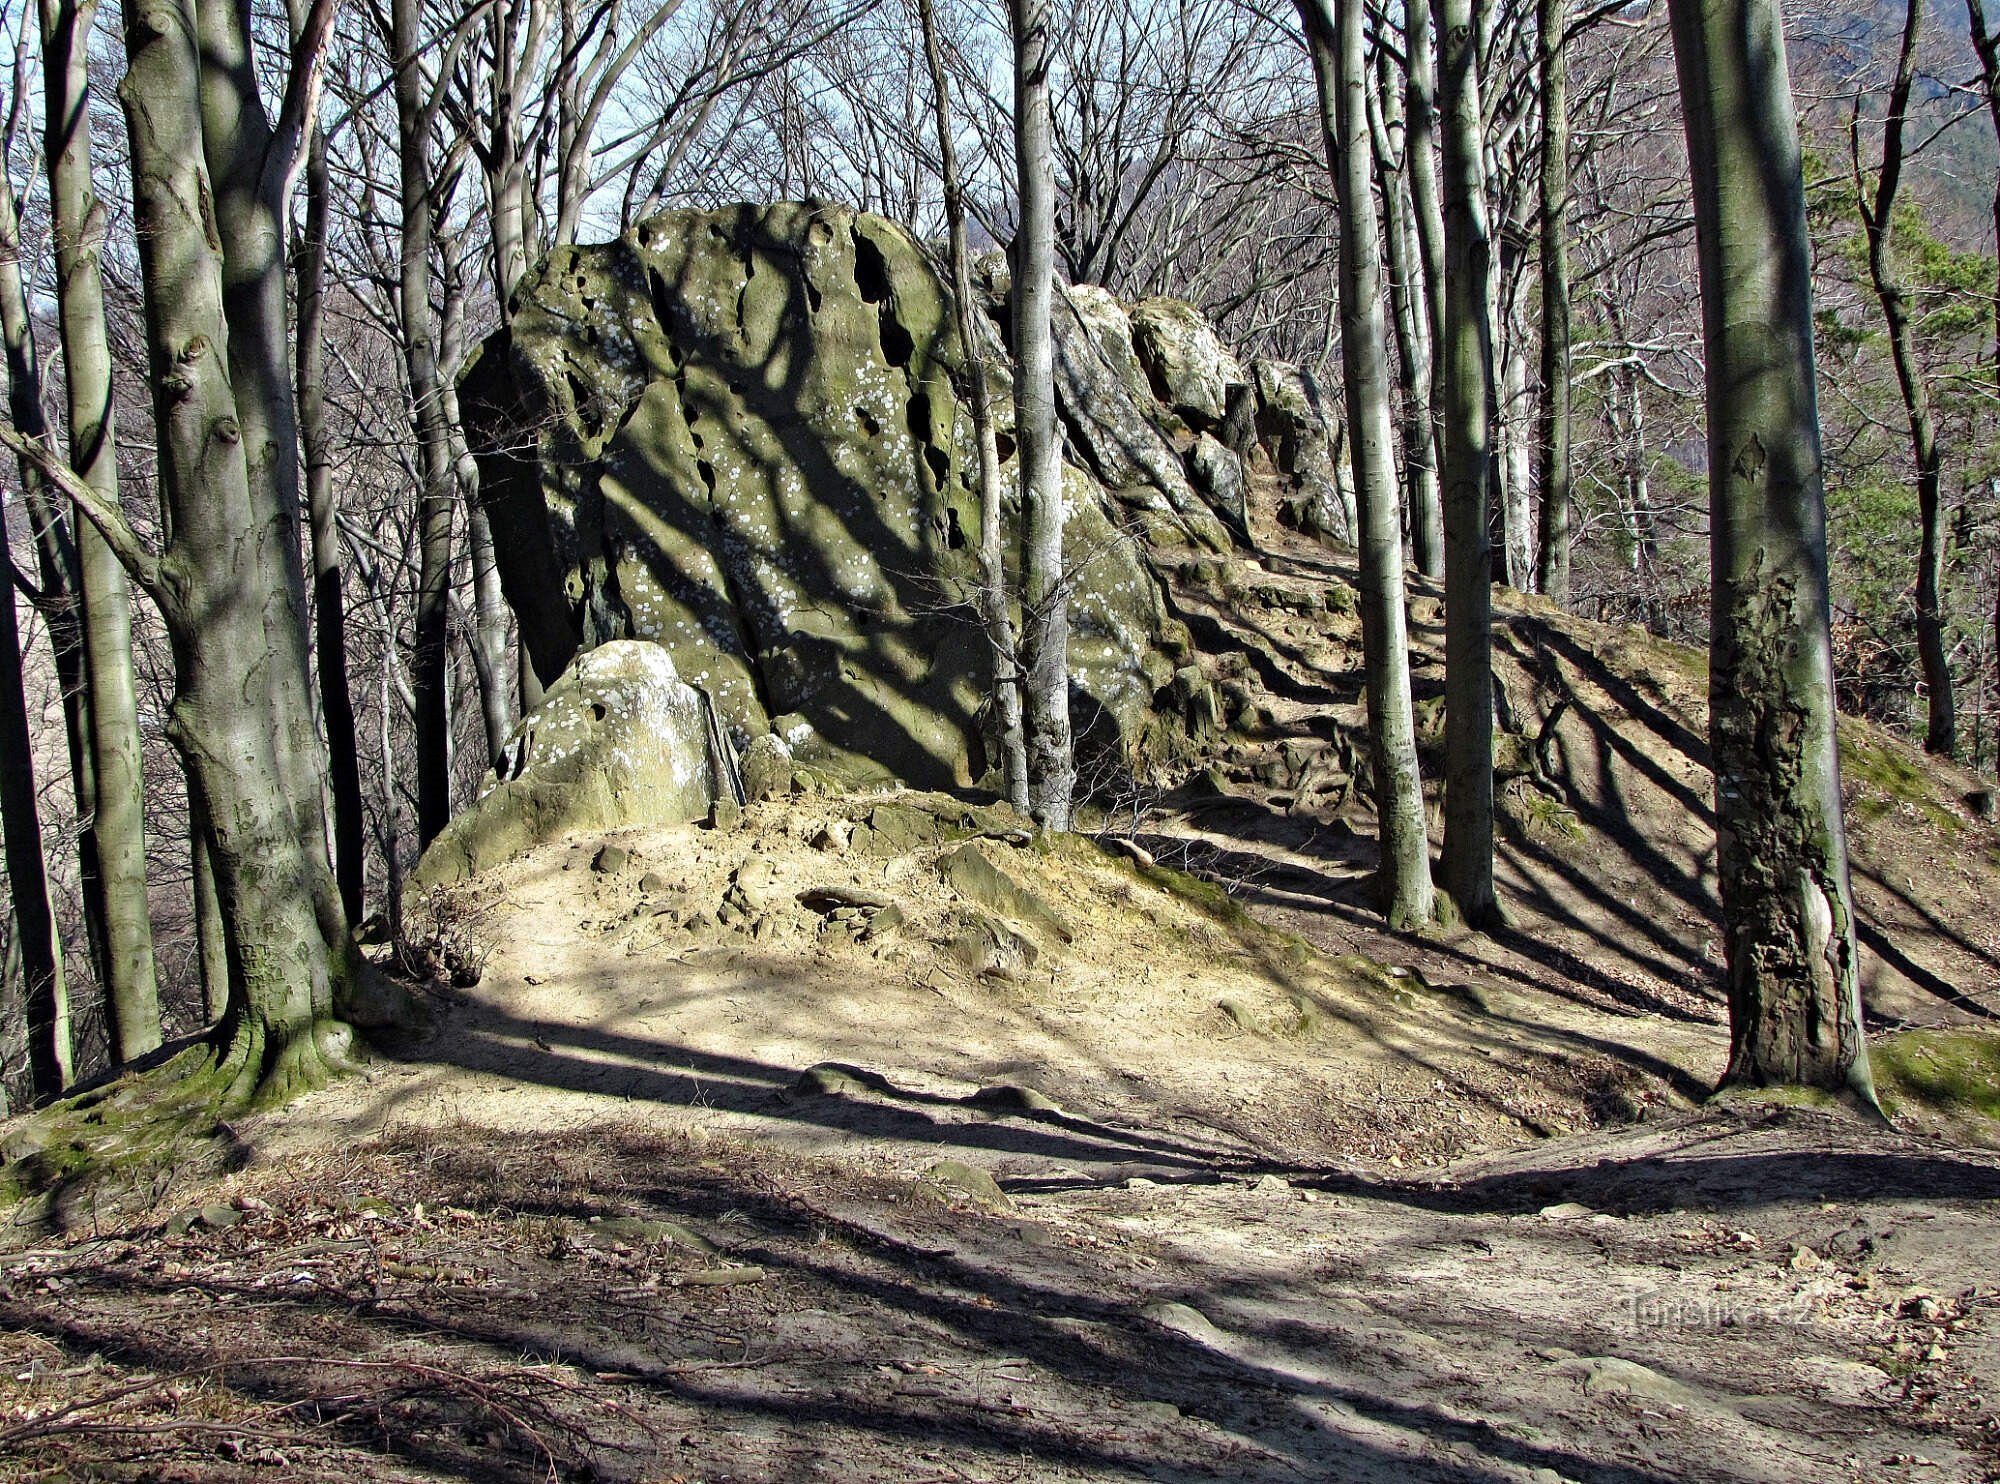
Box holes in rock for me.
[565,366,603,439]
[589,702,607,722]
[880,314,914,369]
[995,431,1017,463]
[854,230,891,304]
[806,279,823,315]
[855,405,882,438]
[647,268,678,340]
[925,443,951,489]
[852,226,913,367]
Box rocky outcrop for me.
[463,203,1346,792]
[413,641,718,888]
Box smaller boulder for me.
[413,641,716,889]
[1131,296,1246,431]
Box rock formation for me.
[414,641,720,888]
[463,202,1346,793]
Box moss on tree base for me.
[0,1014,369,1234]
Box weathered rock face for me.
[464,203,1343,791]
[1130,297,1244,433]
[413,641,717,888]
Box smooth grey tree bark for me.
[919,0,1030,815]
[0,532,70,1099]
[437,247,517,767]
[1856,0,1953,758]
[387,0,461,847]
[1009,0,1075,831]
[40,0,162,1063]
[188,776,229,1024]
[1404,3,1451,513]
[1534,0,1573,607]
[295,107,365,924]
[1667,0,1876,1099]
[1373,44,1445,579]
[0,129,95,969]
[1301,0,1438,930]
[0,185,73,1097]
[61,0,394,1106]
[1433,0,1500,926]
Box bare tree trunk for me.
[1404,5,1451,506]
[1375,45,1444,578]
[1668,0,1876,1100]
[296,112,365,924]
[0,275,72,1096]
[1010,0,1074,831]
[1496,319,1534,590]
[1302,0,1438,930]
[188,774,229,1024]
[39,0,160,1061]
[1433,0,1499,927]
[0,535,70,1098]
[109,0,385,1107]
[1858,0,1953,758]
[389,0,461,846]
[1535,0,1573,607]
[919,0,1030,815]
[438,261,515,764]
[0,178,94,980]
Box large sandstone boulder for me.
[413,641,717,888]
[461,204,1298,792]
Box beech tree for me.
[1009,0,1075,831]
[1667,0,1876,1097]
[3,0,403,1106]
[917,0,1030,815]
[1433,0,1500,927]
[39,0,161,1061]
[1533,0,1572,606]
[1299,0,1436,929]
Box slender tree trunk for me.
[1859,0,1953,758]
[1535,0,1573,607]
[1404,6,1451,505]
[38,0,161,1060]
[1496,318,1534,589]
[0,244,95,989]
[1303,0,1438,929]
[438,269,516,763]
[1376,45,1445,578]
[0,296,73,1096]
[188,773,229,1024]
[1668,0,1876,1100]
[1009,0,1074,831]
[0,541,70,1098]
[0,156,75,1100]
[1433,0,1499,926]
[296,116,365,924]
[117,0,380,1107]
[390,0,460,845]
[920,0,1030,815]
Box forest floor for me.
[5,516,2000,1481]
